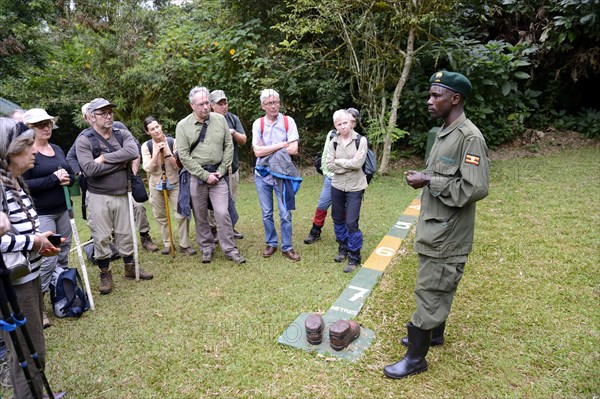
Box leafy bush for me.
[547,108,600,138]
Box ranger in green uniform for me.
[384,71,490,379]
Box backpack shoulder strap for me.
[112,129,124,147]
[83,129,101,158]
[283,115,289,132]
[260,117,265,134]
[167,136,175,152]
[144,139,153,155]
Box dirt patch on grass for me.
[489,128,599,160]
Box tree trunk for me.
[378,26,415,175]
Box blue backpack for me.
[50,267,90,318]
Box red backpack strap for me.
[260,116,265,134]
[283,115,289,132]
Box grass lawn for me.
[2,147,598,398]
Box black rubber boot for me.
[402,321,445,347]
[383,322,432,379]
[304,224,322,244]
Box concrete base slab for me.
[278,312,375,361]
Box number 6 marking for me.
[376,246,396,257]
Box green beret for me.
[430,71,472,96]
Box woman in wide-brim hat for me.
[22,109,75,329]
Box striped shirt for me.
[1,188,42,284]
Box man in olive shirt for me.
[76,98,154,295]
[176,86,245,264]
[384,71,490,379]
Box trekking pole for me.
[63,186,95,311]
[160,150,175,258]
[126,175,140,281]
[0,253,51,399]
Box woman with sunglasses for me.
[0,117,64,398]
[21,109,74,329]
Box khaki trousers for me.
[87,192,133,260]
[149,184,191,248]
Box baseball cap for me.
[209,90,227,104]
[88,98,116,113]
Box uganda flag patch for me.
[465,154,480,166]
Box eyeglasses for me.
[263,101,280,107]
[94,110,114,118]
[31,120,53,129]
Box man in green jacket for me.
[176,86,245,264]
[384,71,490,379]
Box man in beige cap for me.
[75,98,154,295]
[209,89,246,239]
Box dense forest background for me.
[1,0,598,172]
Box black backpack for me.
[333,134,377,183]
[50,267,90,318]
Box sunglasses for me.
[31,120,54,129]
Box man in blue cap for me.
[384,71,490,379]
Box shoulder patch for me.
[465,153,480,166]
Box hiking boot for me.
[343,250,361,273]
[304,223,322,244]
[334,239,348,262]
[43,311,52,329]
[226,252,246,264]
[124,263,154,280]
[179,246,197,255]
[140,233,159,252]
[334,249,348,263]
[99,267,113,295]
[304,234,321,244]
[161,247,171,255]
[202,250,213,263]
[233,228,244,239]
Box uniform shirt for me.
[327,130,368,192]
[141,137,180,189]
[75,126,139,195]
[414,112,490,258]
[175,112,233,181]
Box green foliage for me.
[546,108,600,138]
[392,35,541,151]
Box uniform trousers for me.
[411,254,467,330]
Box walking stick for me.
[63,186,95,311]
[126,174,140,281]
[160,150,175,258]
[0,253,54,399]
